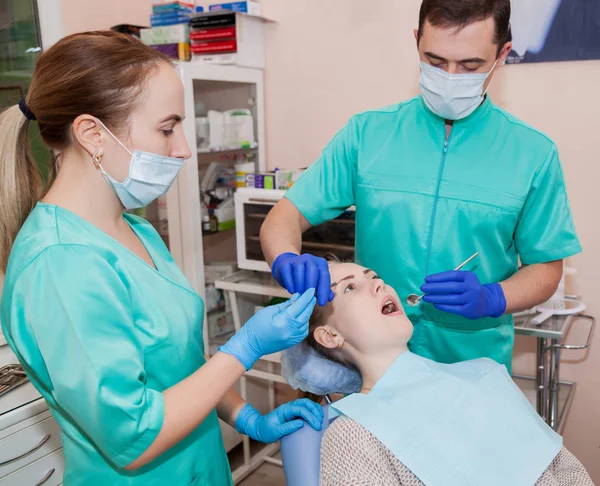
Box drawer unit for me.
[0,449,64,486]
[0,415,62,479]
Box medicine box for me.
[153,2,195,13]
[209,1,261,16]
[245,173,275,189]
[141,24,190,45]
[150,13,192,27]
[190,12,265,69]
[275,169,305,190]
[149,42,191,61]
[153,0,195,6]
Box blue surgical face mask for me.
[419,60,498,120]
[94,120,184,209]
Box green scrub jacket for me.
[1,204,233,485]
[286,96,581,373]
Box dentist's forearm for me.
[216,387,247,429]
[126,352,245,470]
[500,260,563,314]
[260,198,310,266]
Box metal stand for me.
[515,313,595,433]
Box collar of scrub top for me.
[418,94,493,128]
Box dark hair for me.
[305,257,358,369]
[0,31,171,271]
[418,0,511,55]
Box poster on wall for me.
[507,0,600,64]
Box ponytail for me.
[0,104,42,272]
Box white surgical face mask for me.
[419,60,498,120]
[94,120,184,209]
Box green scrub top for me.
[0,204,232,486]
[286,96,581,373]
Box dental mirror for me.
[406,252,480,307]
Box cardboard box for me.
[245,173,275,189]
[141,24,190,45]
[153,1,195,13]
[190,12,264,69]
[149,42,191,61]
[275,169,305,190]
[209,1,261,16]
[153,0,195,6]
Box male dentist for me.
[260,0,581,372]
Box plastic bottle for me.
[209,210,218,233]
[202,213,211,233]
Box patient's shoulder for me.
[323,416,371,445]
[321,417,424,485]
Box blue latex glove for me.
[421,271,506,320]
[219,288,317,370]
[272,253,335,307]
[235,399,324,444]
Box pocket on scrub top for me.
[422,304,504,332]
[142,340,185,390]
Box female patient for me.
[301,262,593,486]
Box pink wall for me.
[62,0,600,480]
[61,0,151,33]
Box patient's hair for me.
[305,256,357,370]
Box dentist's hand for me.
[218,288,317,370]
[272,253,335,307]
[421,271,506,320]
[235,400,324,443]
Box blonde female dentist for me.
[0,31,322,485]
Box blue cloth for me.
[332,351,562,486]
[281,341,362,395]
[280,404,334,486]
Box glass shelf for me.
[513,314,570,340]
[513,375,575,434]
[198,146,258,155]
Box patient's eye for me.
[344,283,356,293]
[372,274,381,280]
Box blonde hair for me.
[0,105,42,271]
[0,31,171,272]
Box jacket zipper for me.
[424,132,452,278]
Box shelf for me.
[203,227,236,238]
[215,270,289,298]
[246,236,353,253]
[513,314,570,340]
[198,146,258,155]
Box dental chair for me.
[280,402,336,486]
[279,342,362,486]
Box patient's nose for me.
[371,279,384,295]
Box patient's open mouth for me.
[381,297,402,316]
